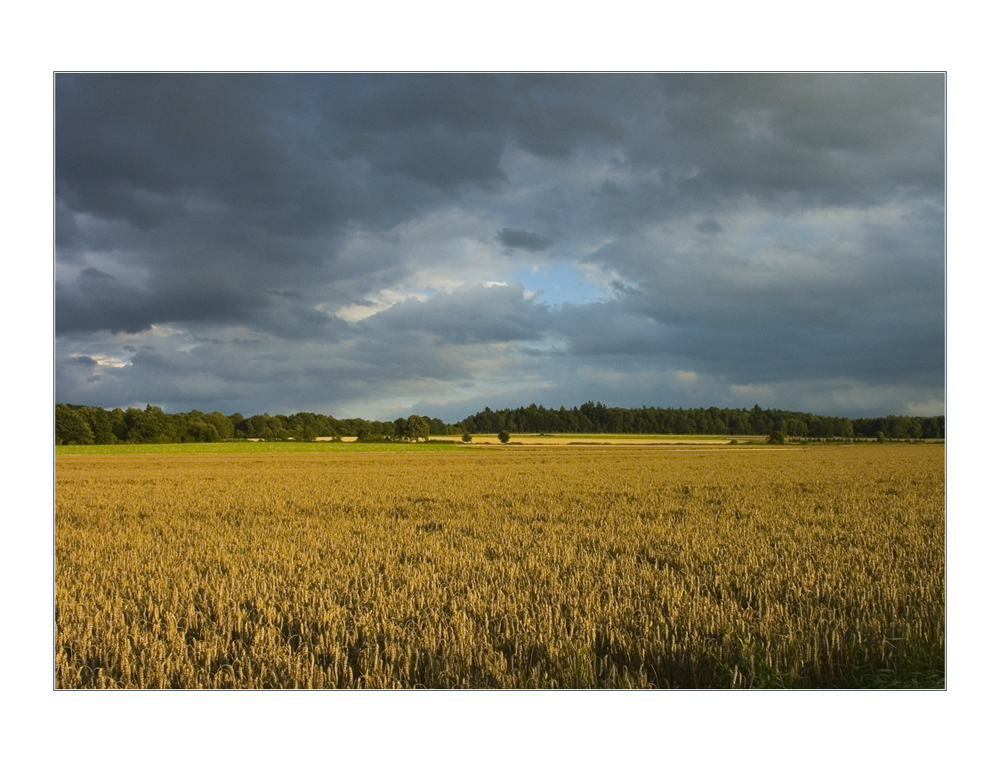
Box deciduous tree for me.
[405,414,430,442]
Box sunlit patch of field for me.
[443,433,768,446]
[54,445,944,688]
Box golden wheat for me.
[54,445,944,688]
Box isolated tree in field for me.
[462,432,472,443]
[498,430,510,444]
[766,430,785,445]
[405,414,430,442]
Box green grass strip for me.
[55,440,462,455]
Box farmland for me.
[54,444,944,688]
[54,440,461,456]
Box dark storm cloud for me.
[56,75,284,220]
[568,211,944,388]
[497,228,553,251]
[713,73,943,198]
[507,84,627,157]
[55,73,945,419]
[56,74,559,337]
[366,124,507,190]
[56,268,155,334]
[56,266,261,335]
[580,73,944,224]
[323,73,627,159]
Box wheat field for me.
[54,445,944,688]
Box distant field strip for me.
[54,434,771,455]
[54,445,944,688]
[55,441,462,455]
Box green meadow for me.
[55,440,462,455]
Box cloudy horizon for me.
[55,73,945,423]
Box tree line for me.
[55,401,944,446]
[54,404,461,445]
[457,401,944,440]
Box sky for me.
[54,73,945,422]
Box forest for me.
[458,401,943,439]
[54,401,944,446]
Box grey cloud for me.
[663,73,945,206]
[55,75,518,339]
[368,283,550,345]
[551,302,670,357]
[323,73,626,160]
[130,348,174,368]
[497,228,553,251]
[321,74,511,134]
[55,73,944,419]
[56,318,527,418]
[554,73,946,229]
[56,269,156,334]
[56,267,263,335]
[57,75,283,219]
[511,97,627,158]
[366,124,507,190]
[567,224,943,387]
